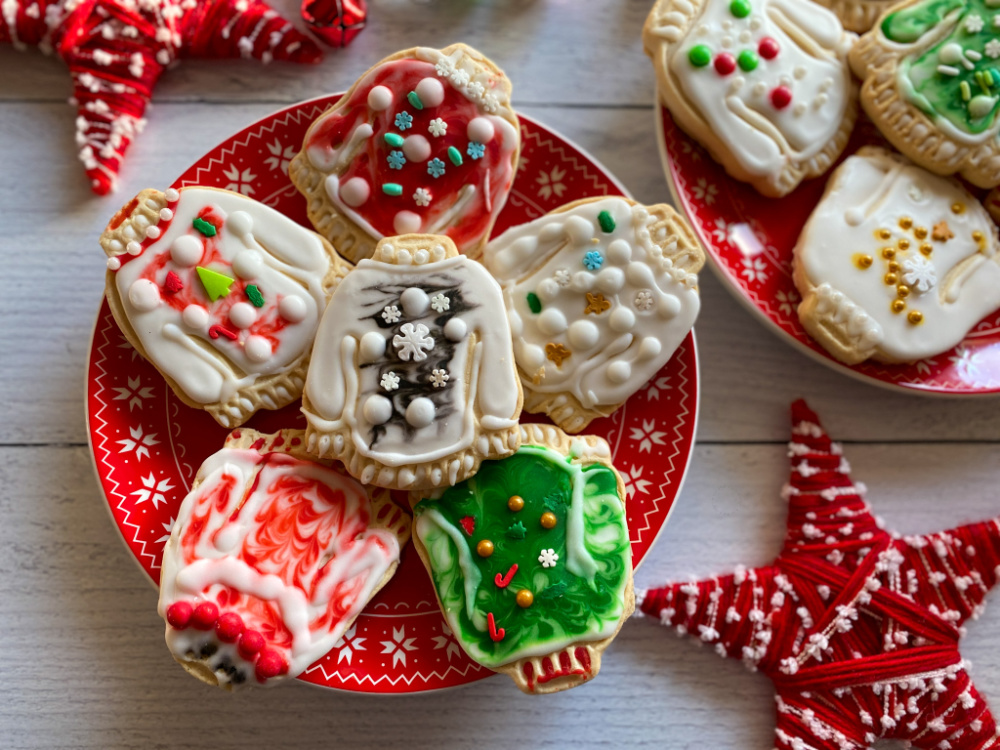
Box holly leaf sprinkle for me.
[507,521,526,540]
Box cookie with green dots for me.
[410,423,634,695]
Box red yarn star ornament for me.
[0,0,324,196]
[300,0,365,47]
[639,401,1000,749]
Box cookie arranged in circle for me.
[644,0,858,196]
[100,186,349,427]
[851,0,1000,188]
[793,146,1000,364]
[482,196,704,433]
[290,43,520,262]
[158,429,410,690]
[410,423,634,695]
[302,234,523,490]
[811,0,895,32]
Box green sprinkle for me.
[979,70,993,94]
[688,44,712,68]
[407,91,424,110]
[991,69,1000,86]
[597,210,616,233]
[245,284,264,308]
[526,292,542,314]
[729,0,751,17]
[382,183,403,196]
[506,521,526,540]
[737,49,758,72]
[192,217,216,237]
[384,132,404,147]
[447,146,463,166]
[961,80,972,101]
[195,266,233,301]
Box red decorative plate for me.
[657,106,1000,394]
[86,95,700,694]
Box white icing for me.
[796,149,1000,361]
[278,295,307,323]
[340,176,370,207]
[303,253,520,466]
[483,197,701,409]
[670,0,854,180]
[405,397,436,427]
[415,76,446,107]
[364,394,393,424]
[229,302,256,329]
[367,85,393,111]
[400,287,430,316]
[359,331,387,362]
[467,116,495,143]
[394,210,422,234]
[129,279,160,311]
[226,211,253,237]
[402,134,431,162]
[113,188,331,406]
[171,234,203,266]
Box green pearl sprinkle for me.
[407,91,424,110]
[447,146,463,166]
[384,132,404,147]
[597,210,616,233]
[729,0,751,16]
[382,183,403,196]
[688,44,712,67]
[737,50,758,71]
[526,292,542,314]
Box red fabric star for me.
[0,0,323,195]
[639,401,1000,749]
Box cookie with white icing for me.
[811,0,894,32]
[482,196,704,434]
[158,429,410,690]
[850,0,1000,188]
[793,146,1000,364]
[643,0,858,196]
[302,234,523,490]
[101,187,349,427]
[410,423,634,695]
[290,43,520,263]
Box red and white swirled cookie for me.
[290,43,520,262]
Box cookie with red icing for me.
[289,43,520,262]
[100,186,350,427]
[158,429,410,690]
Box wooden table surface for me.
[2,1,999,748]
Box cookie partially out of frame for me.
[644,0,858,197]
[482,195,704,433]
[290,43,520,262]
[158,429,410,690]
[793,146,1000,364]
[100,186,349,427]
[301,234,523,490]
[850,0,1000,188]
[812,0,895,32]
[410,423,634,695]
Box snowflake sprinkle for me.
[538,548,559,568]
[382,305,402,323]
[413,188,432,207]
[427,158,447,179]
[387,150,406,170]
[467,141,485,160]
[987,39,1000,59]
[381,372,401,391]
[635,290,654,310]
[430,293,450,313]
[429,369,450,388]
[900,254,937,293]
[583,250,604,270]
[965,14,984,33]
[393,322,435,362]
[553,269,572,287]
[428,118,447,137]
[435,59,454,78]
[394,111,413,130]
[450,68,470,87]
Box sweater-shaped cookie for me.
[482,196,704,433]
[851,0,1000,187]
[100,187,349,427]
[793,146,1000,364]
[158,430,410,690]
[643,0,858,196]
[411,424,634,695]
[811,0,895,32]
[290,43,520,262]
[302,234,523,490]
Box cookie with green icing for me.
[411,424,634,695]
[851,0,1000,187]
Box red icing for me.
[191,601,220,630]
[770,86,792,110]
[459,515,475,535]
[304,58,516,251]
[215,612,244,642]
[487,612,505,642]
[758,37,780,60]
[714,53,736,76]
[166,601,193,629]
[494,563,517,588]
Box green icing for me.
[884,0,1000,136]
[413,445,631,669]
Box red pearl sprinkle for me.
[191,601,220,630]
[238,629,265,658]
[770,86,793,110]
[166,601,193,629]
[714,53,736,76]
[215,612,244,643]
[758,37,780,59]
[254,648,286,682]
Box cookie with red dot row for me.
[99,186,351,427]
[643,0,858,196]
[290,43,520,262]
[158,428,411,690]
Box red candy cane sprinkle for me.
[208,324,239,341]
[487,612,505,642]
[166,601,193,629]
[494,564,518,588]
[190,602,220,630]
[215,612,244,643]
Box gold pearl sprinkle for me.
[908,310,924,325]
[920,243,933,256]
[476,539,494,558]
[540,512,557,529]
[881,247,896,260]
[516,589,534,608]
[914,227,928,240]
[854,254,873,269]
[891,299,906,313]
[973,231,985,243]
[952,202,966,215]
[507,495,524,512]
[877,228,892,241]
[897,238,910,250]
[888,261,900,273]
[899,217,913,229]
[884,273,898,285]
[897,285,910,298]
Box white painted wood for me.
[2,4,999,747]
